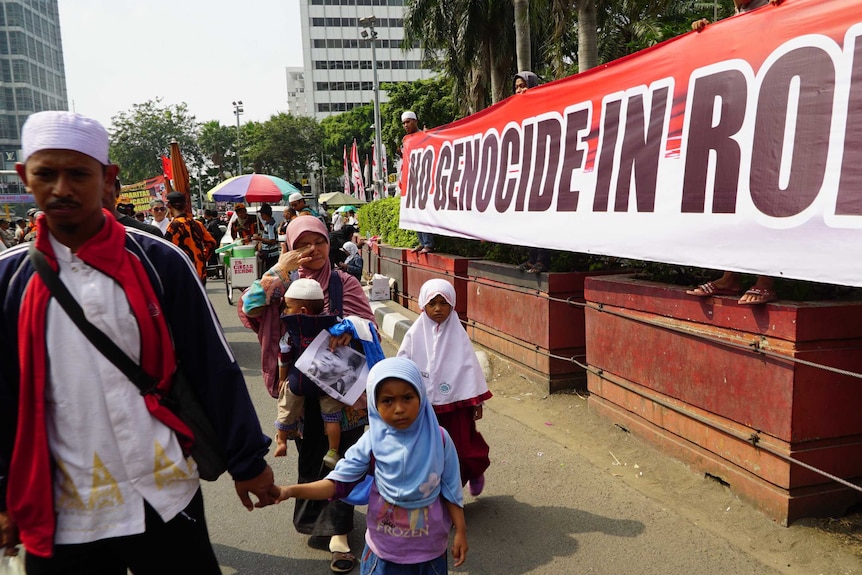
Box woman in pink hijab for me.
[239,216,374,572]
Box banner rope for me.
[378,256,862,381]
[371,253,862,493]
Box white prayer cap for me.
[401,111,417,122]
[289,192,304,203]
[21,111,109,165]
[286,278,324,301]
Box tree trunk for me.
[513,0,531,73]
[489,47,507,104]
[578,0,598,72]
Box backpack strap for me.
[328,269,344,317]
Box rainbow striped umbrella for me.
[206,174,301,203]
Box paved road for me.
[202,281,861,575]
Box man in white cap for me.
[289,191,328,230]
[0,111,278,572]
[401,110,419,135]
[288,191,309,215]
[401,110,435,253]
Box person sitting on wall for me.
[686,0,782,305]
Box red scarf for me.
[11,211,191,557]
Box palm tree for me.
[404,0,515,114]
[578,0,599,72]
[513,0,531,72]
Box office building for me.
[0,0,67,170]
[286,67,307,115]
[298,0,435,120]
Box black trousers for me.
[25,489,220,575]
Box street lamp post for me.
[232,100,244,176]
[360,16,383,200]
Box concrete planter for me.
[403,250,477,317]
[583,274,862,524]
[377,244,408,305]
[465,261,621,393]
[363,242,379,279]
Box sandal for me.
[685,281,741,297]
[527,262,548,274]
[517,261,533,272]
[738,287,777,305]
[331,551,356,573]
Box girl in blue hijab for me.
[276,356,467,573]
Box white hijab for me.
[397,279,489,406]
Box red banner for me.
[400,0,862,288]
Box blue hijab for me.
[328,357,463,509]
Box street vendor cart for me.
[217,242,258,305]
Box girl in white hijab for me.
[397,278,492,497]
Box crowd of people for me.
[2,12,791,568]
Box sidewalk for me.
[363,290,862,574]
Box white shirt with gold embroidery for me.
[45,235,199,545]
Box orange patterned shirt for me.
[165,216,216,281]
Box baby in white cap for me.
[275,278,347,469]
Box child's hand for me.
[328,333,352,350]
[275,485,294,503]
[451,531,468,567]
[274,441,287,457]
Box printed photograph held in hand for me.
[295,330,368,406]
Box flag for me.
[351,139,363,199]
[343,145,349,195]
[364,154,371,190]
[170,140,192,217]
[162,156,173,180]
[372,143,380,200]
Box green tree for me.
[319,105,374,191]
[244,113,324,182]
[198,120,236,182]
[109,99,202,184]
[404,0,515,113]
[379,76,456,159]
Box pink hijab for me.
[287,216,373,321]
[239,215,373,397]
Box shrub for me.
[357,199,862,300]
[359,199,620,272]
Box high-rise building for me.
[298,0,435,120]
[0,0,67,167]
[286,67,307,115]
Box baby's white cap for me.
[286,278,324,300]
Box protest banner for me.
[120,175,169,213]
[400,0,862,287]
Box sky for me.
[57,0,306,130]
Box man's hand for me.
[234,464,281,510]
[0,511,20,555]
